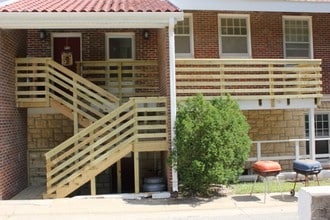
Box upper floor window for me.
[283,16,313,58]
[175,14,194,57]
[219,14,251,58]
[106,32,135,60]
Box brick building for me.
[0,0,329,199]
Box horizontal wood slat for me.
[76,60,160,102]
[176,58,322,102]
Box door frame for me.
[51,32,82,62]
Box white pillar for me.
[309,108,316,160]
[168,17,178,192]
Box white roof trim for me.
[0,12,183,29]
[170,0,330,13]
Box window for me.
[175,14,194,57]
[283,16,313,58]
[106,33,135,60]
[305,113,330,158]
[219,14,251,58]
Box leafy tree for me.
[170,94,251,196]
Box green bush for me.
[170,94,251,196]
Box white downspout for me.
[168,17,178,192]
[309,108,316,160]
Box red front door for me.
[53,36,81,73]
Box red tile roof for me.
[0,0,181,12]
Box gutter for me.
[0,12,183,29]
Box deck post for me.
[91,177,96,196]
[117,160,122,193]
[309,108,316,160]
[134,151,140,193]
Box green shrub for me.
[170,94,251,196]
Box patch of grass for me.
[231,179,330,195]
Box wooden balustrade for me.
[76,60,160,102]
[176,59,322,103]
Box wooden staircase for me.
[15,58,168,198]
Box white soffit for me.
[0,12,183,29]
[170,0,330,13]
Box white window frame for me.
[105,32,135,60]
[283,16,313,59]
[218,14,252,58]
[305,112,330,159]
[174,13,194,58]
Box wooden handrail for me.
[176,58,322,101]
[16,58,120,126]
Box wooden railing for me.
[44,97,168,197]
[16,58,119,126]
[176,59,322,102]
[76,60,160,102]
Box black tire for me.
[290,189,295,197]
[142,183,166,192]
[144,177,164,184]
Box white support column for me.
[169,17,178,192]
[309,108,316,160]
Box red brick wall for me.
[250,13,284,58]
[313,13,330,94]
[193,11,219,58]
[0,30,28,200]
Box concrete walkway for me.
[2,189,298,220]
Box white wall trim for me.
[0,12,183,29]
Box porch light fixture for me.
[39,30,46,40]
[143,30,149,39]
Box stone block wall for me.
[27,111,73,186]
[244,109,306,171]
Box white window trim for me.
[105,32,135,60]
[175,13,194,58]
[282,16,314,59]
[218,14,252,58]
